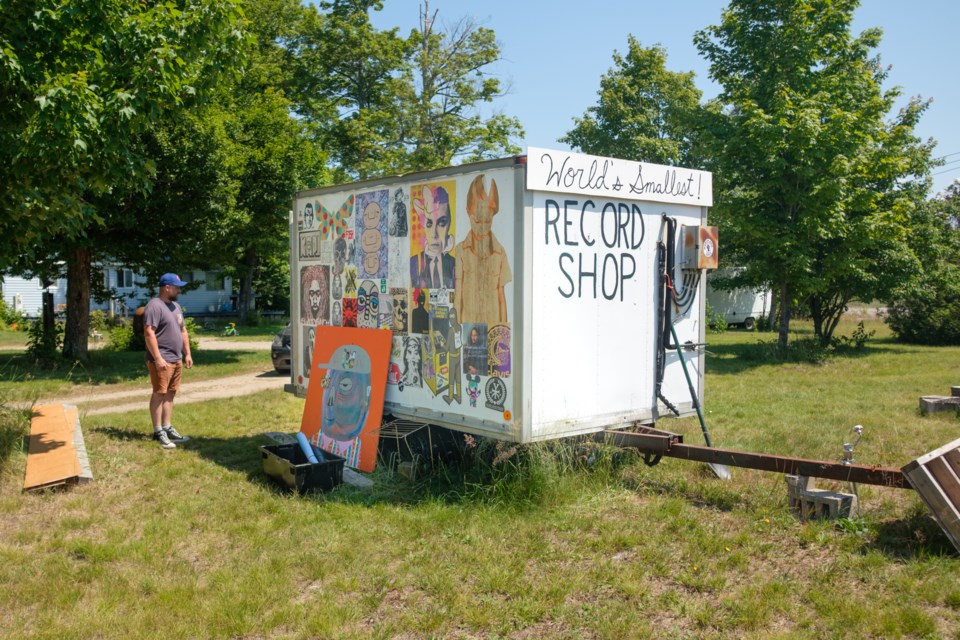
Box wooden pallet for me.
[902,437,960,552]
[23,404,93,492]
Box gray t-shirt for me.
[144,297,185,363]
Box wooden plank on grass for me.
[903,442,960,553]
[23,404,81,492]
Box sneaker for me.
[163,426,189,443]
[153,430,176,449]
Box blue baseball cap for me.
[159,273,188,287]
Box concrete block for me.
[919,396,960,415]
[785,475,859,519]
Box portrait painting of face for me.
[303,326,316,379]
[391,288,408,333]
[321,368,371,441]
[300,264,330,325]
[342,298,358,327]
[409,181,457,290]
[357,279,380,329]
[300,202,315,231]
[332,301,342,327]
[412,184,454,258]
[401,336,422,388]
[356,189,389,279]
[333,237,348,276]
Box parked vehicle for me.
[272,323,291,373]
[706,268,772,330]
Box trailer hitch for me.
[601,426,907,488]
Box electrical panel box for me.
[681,225,719,271]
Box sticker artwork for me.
[455,174,511,327]
[410,182,456,290]
[299,202,315,231]
[400,335,423,389]
[463,323,488,374]
[300,265,330,326]
[356,189,388,279]
[487,323,511,377]
[342,298,358,328]
[390,287,408,334]
[302,326,316,380]
[318,195,354,240]
[389,187,408,237]
[357,279,380,329]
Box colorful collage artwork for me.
[296,172,515,432]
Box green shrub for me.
[886,265,960,345]
[0,297,25,329]
[831,321,876,351]
[107,323,136,351]
[110,317,198,354]
[706,302,728,334]
[26,319,63,364]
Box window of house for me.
[117,269,134,288]
[205,271,226,291]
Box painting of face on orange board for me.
[410,181,456,290]
[300,326,391,473]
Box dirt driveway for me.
[27,337,291,416]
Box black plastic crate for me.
[260,442,345,494]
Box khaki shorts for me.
[147,360,183,394]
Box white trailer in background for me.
[705,269,772,330]
[289,148,716,443]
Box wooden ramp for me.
[902,437,960,553]
[23,404,93,492]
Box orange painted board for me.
[299,326,392,473]
[24,404,81,491]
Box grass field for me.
[1,317,958,639]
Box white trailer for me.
[706,269,772,330]
[289,148,716,443]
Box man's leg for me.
[147,361,176,449]
[160,390,176,426]
[160,363,187,442]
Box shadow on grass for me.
[0,349,254,385]
[705,336,909,376]
[863,512,958,560]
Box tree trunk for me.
[777,279,791,353]
[41,288,55,340]
[63,246,91,361]
[237,249,259,324]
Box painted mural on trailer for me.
[294,169,516,424]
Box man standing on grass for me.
[144,273,193,449]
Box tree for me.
[291,0,522,180]
[695,0,936,349]
[560,37,703,167]
[106,0,327,324]
[0,0,247,360]
[886,181,960,344]
[291,0,409,180]
[394,1,523,172]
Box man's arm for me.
[144,326,167,370]
[181,323,193,369]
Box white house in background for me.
[1,268,234,319]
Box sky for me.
[370,0,960,196]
